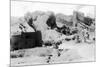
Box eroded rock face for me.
[24,11,55,31]
[24,11,59,42]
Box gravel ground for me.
[10,42,95,66]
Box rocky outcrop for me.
[10,11,95,51]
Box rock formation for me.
[10,11,95,51]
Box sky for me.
[11,1,95,18]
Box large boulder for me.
[24,11,58,42]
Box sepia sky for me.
[11,1,95,18]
